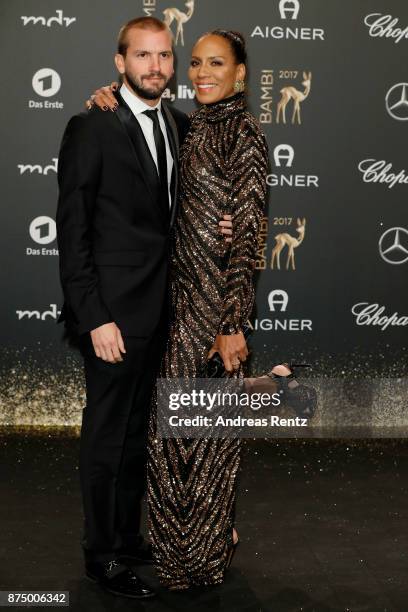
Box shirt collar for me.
[120,83,162,115]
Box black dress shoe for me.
[118,542,154,565]
[85,559,155,599]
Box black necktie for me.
[143,109,169,208]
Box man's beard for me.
[125,71,169,100]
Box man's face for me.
[115,27,174,101]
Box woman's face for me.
[188,34,245,104]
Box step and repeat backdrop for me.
[0,0,407,427]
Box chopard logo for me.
[21,10,76,27]
[364,13,408,43]
[358,159,408,189]
[16,304,61,321]
[351,303,408,331]
[18,158,58,175]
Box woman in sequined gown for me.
[147,30,269,590]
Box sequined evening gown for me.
[147,92,269,590]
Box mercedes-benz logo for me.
[379,227,408,265]
[385,83,408,121]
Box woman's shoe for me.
[244,362,317,419]
[226,532,240,569]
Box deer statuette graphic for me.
[163,0,195,46]
[276,71,312,125]
[271,217,306,271]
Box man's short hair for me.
[117,17,172,56]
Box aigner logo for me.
[379,227,408,265]
[268,289,289,312]
[16,304,61,321]
[163,0,194,46]
[364,13,408,44]
[18,158,58,176]
[268,145,319,187]
[274,144,295,167]
[21,9,76,27]
[279,0,300,20]
[385,83,408,121]
[250,289,312,332]
[252,0,325,41]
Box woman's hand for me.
[207,332,248,373]
[85,82,119,111]
[219,214,232,243]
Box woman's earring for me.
[234,80,245,93]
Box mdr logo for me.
[29,68,63,109]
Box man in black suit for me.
[56,17,231,599]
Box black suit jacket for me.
[56,94,190,337]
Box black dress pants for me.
[78,316,167,564]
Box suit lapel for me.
[161,102,180,228]
[114,94,165,219]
